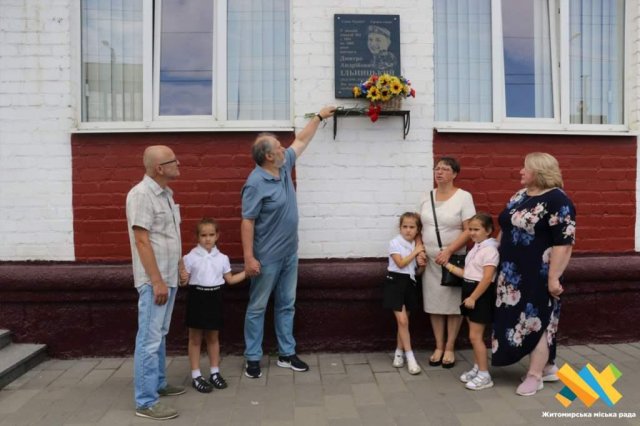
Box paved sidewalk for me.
[1,343,639,425]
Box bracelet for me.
[315,113,324,122]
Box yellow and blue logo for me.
[556,363,622,407]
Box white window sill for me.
[72,120,295,134]
[434,122,636,137]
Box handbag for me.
[430,190,465,287]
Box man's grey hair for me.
[252,132,276,166]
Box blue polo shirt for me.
[241,147,298,264]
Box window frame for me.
[435,0,631,135]
[74,0,294,133]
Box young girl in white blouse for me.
[443,212,499,390]
[384,212,425,375]
[181,218,246,393]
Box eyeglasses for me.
[159,158,179,166]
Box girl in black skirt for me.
[442,213,499,391]
[384,212,425,375]
[181,218,246,393]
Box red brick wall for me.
[434,132,637,252]
[71,132,294,261]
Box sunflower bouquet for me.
[352,74,415,122]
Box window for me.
[434,0,626,130]
[80,0,290,127]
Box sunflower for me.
[366,86,381,102]
[379,88,392,102]
[378,73,392,87]
[389,77,403,95]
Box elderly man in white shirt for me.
[126,145,185,421]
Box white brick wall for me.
[292,2,434,258]
[0,0,75,260]
[634,0,640,251]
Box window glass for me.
[434,0,492,122]
[569,0,624,124]
[227,0,290,120]
[502,0,553,118]
[81,0,143,121]
[158,0,213,116]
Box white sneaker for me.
[392,353,404,368]
[465,374,494,391]
[407,358,421,375]
[542,364,559,382]
[459,366,479,383]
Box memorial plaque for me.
[334,14,401,98]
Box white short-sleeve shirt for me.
[183,245,231,287]
[387,234,417,281]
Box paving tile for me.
[93,357,126,370]
[293,368,321,385]
[355,404,394,425]
[351,383,384,406]
[341,353,367,365]
[588,344,636,362]
[366,353,397,373]
[318,354,346,375]
[570,345,600,356]
[345,364,375,384]
[294,383,325,407]
[0,389,41,414]
[374,371,408,394]
[323,394,358,420]
[327,419,363,426]
[614,343,640,359]
[320,373,352,396]
[294,406,327,425]
[111,358,134,378]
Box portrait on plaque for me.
[334,14,401,98]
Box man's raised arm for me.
[291,106,336,158]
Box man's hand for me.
[245,256,261,277]
[152,280,169,305]
[318,105,337,120]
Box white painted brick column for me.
[0,0,75,260]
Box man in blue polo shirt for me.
[241,105,336,378]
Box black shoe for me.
[245,360,262,378]
[209,372,228,389]
[277,354,309,372]
[192,376,213,393]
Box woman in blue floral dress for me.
[491,153,576,396]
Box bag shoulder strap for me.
[430,190,443,250]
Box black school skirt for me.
[460,279,495,325]
[382,271,420,312]
[186,285,224,330]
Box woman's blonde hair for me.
[525,152,563,189]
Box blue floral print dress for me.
[491,188,576,366]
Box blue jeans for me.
[244,255,298,361]
[134,284,177,409]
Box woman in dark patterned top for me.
[491,153,576,397]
